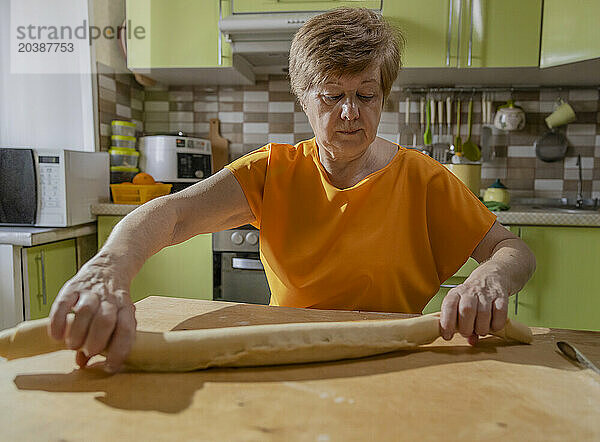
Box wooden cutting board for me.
[209,118,229,173]
[1,297,599,441]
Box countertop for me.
[91,203,139,216]
[91,202,600,227]
[0,223,97,247]
[1,296,598,440]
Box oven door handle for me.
[232,257,264,271]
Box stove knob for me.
[245,231,259,245]
[231,231,244,245]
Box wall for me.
[91,0,144,151]
[0,0,96,151]
[96,62,144,151]
[142,77,600,200]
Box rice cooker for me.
[139,134,212,191]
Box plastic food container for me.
[109,147,140,168]
[110,166,139,184]
[111,120,137,137]
[111,135,137,149]
[110,183,172,204]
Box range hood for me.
[219,13,319,73]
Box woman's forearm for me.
[466,238,536,296]
[95,195,179,284]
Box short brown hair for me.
[289,7,404,106]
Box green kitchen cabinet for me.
[507,226,600,331]
[98,215,213,303]
[126,0,231,69]
[383,0,541,68]
[23,239,78,320]
[232,0,380,14]
[540,0,600,67]
[424,226,600,331]
[422,258,479,314]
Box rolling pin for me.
[0,314,532,372]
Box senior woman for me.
[49,8,535,372]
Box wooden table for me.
[1,296,599,441]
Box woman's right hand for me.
[48,253,137,373]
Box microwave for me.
[0,148,109,227]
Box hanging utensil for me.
[462,97,481,161]
[431,98,437,143]
[432,100,449,163]
[419,97,426,146]
[437,100,444,143]
[481,92,487,127]
[486,95,494,125]
[480,125,493,162]
[423,99,432,148]
[534,129,568,162]
[445,96,453,145]
[452,99,463,157]
[398,96,416,147]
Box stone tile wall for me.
[96,62,144,152]
[96,72,600,199]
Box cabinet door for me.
[384,0,541,68]
[540,0,600,67]
[233,0,381,14]
[97,215,213,302]
[383,0,456,68]
[508,226,600,331]
[126,0,231,69]
[25,240,77,320]
[463,0,542,67]
[130,233,213,302]
[422,258,479,313]
[98,215,123,248]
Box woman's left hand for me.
[439,269,510,346]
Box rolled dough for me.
[0,314,532,372]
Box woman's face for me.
[302,64,384,161]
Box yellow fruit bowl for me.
[110,183,172,205]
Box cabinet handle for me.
[455,0,463,67]
[218,0,223,66]
[467,0,474,67]
[514,226,522,315]
[232,257,264,271]
[35,251,47,305]
[445,0,453,66]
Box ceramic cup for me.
[545,100,576,128]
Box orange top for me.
[224,138,496,313]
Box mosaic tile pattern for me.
[495,208,600,227]
[96,62,144,152]
[132,76,600,199]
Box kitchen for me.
[1,0,599,439]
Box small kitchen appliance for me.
[0,148,109,227]
[139,134,212,192]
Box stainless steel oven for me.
[213,226,270,304]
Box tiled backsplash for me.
[96,68,600,199]
[96,62,144,151]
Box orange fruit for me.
[132,172,156,185]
